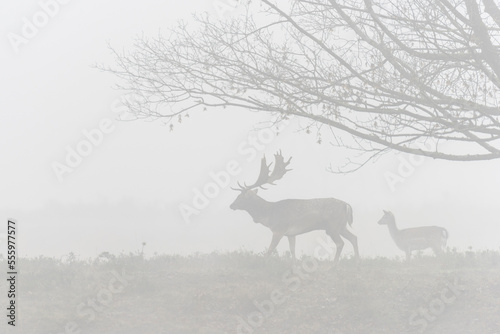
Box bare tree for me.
[104,0,500,170]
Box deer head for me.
[230,151,292,211]
[377,210,395,225]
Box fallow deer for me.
[377,210,448,260]
[230,151,359,263]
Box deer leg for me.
[340,227,359,260]
[266,233,283,256]
[287,236,296,260]
[327,232,344,264]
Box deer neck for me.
[386,219,400,241]
[243,196,273,227]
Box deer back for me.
[396,226,448,251]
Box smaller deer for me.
[377,210,448,261]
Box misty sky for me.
[1,0,500,260]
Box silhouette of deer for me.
[230,151,359,263]
[378,210,448,260]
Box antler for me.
[231,181,249,192]
[235,151,292,190]
[267,150,292,185]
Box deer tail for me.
[442,228,449,240]
[347,204,353,226]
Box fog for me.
[1,0,499,260]
[1,1,500,333]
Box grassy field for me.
[2,250,500,334]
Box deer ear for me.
[383,210,388,214]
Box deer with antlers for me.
[230,151,359,263]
